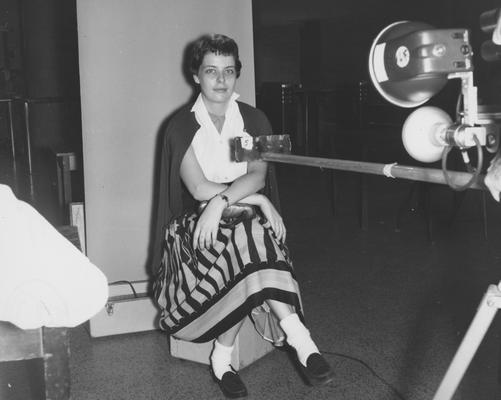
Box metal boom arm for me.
[259,152,487,191]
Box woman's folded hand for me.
[259,196,286,242]
[193,195,226,249]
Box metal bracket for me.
[105,302,115,316]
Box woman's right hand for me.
[258,196,286,242]
[193,195,226,250]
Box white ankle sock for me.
[210,340,234,380]
[279,313,319,366]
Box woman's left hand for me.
[193,197,226,250]
[259,196,286,242]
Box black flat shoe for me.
[300,353,334,386]
[211,368,248,398]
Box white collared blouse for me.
[190,92,251,183]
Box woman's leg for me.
[267,299,332,385]
[211,318,246,380]
[211,318,248,397]
[217,318,245,346]
[266,299,294,320]
[267,300,319,364]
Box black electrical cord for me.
[108,280,139,298]
[441,135,483,191]
[320,349,408,400]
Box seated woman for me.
[152,33,332,398]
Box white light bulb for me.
[402,106,452,162]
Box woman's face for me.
[193,52,237,111]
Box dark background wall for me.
[1,0,81,148]
[22,0,80,99]
[253,0,499,94]
[252,0,501,158]
[0,0,82,220]
[21,0,81,150]
[1,0,501,219]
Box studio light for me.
[368,21,495,189]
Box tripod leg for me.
[433,284,501,400]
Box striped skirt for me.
[153,211,303,344]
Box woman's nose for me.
[216,71,225,82]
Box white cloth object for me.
[486,152,501,202]
[279,313,320,366]
[191,92,251,183]
[493,11,501,45]
[0,184,108,329]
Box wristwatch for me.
[217,193,230,208]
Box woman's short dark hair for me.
[189,34,242,78]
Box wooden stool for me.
[0,322,70,399]
[170,317,274,369]
[0,225,82,399]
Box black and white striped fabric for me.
[153,212,303,344]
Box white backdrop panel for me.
[77,0,255,282]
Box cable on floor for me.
[320,349,407,400]
[108,280,139,298]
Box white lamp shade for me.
[368,21,448,108]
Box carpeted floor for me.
[2,163,501,400]
[69,165,501,400]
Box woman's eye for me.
[224,69,235,76]
[205,69,217,75]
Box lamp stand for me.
[433,282,501,399]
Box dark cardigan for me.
[150,101,280,275]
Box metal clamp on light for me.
[368,21,495,191]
